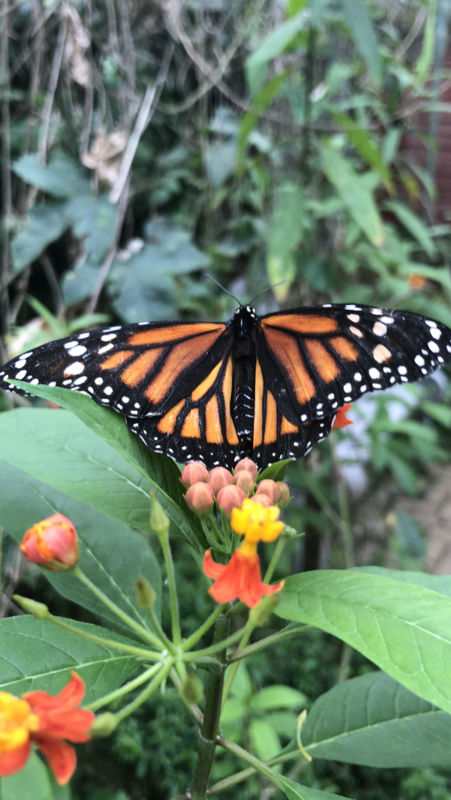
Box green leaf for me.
[0,615,141,701]
[275,570,451,714]
[277,776,353,800]
[340,0,380,82]
[12,152,88,198]
[303,669,451,767]
[249,685,307,713]
[0,461,162,630]
[423,401,451,429]
[1,752,54,800]
[246,12,307,97]
[319,144,384,247]
[8,381,205,551]
[0,403,203,553]
[68,193,119,263]
[384,201,436,258]
[12,204,72,274]
[250,719,281,762]
[258,459,292,482]
[267,183,305,302]
[239,72,286,155]
[333,112,390,185]
[416,0,437,81]
[352,566,451,599]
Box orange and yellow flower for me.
[21,514,79,571]
[203,499,285,608]
[0,672,94,784]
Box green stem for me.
[115,661,173,723]
[183,603,227,651]
[222,626,253,706]
[217,736,282,786]
[85,663,162,711]
[73,567,164,649]
[227,623,312,663]
[159,534,182,646]
[184,623,250,662]
[170,667,203,726]
[208,750,299,796]
[337,477,355,568]
[189,614,230,800]
[148,605,175,653]
[47,615,160,661]
[263,535,287,584]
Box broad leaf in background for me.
[353,566,451,598]
[279,779,353,800]
[266,182,305,302]
[1,752,54,800]
[275,570,451,714]
[245,10,308,97]
[0,615,141,700]
[340,0,380,82]
[108,217,209,322]
[0,461,162,629]
[384,201,436,259]
[0,408,202,552]
[303,670,451,767]
[333,112,390,187]
[12,152,88,198]
[416,0,437,81]
[9,381,205,550]
[320,144,385,247]
[12,205,73,275]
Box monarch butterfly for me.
[1,302,451,470]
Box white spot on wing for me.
[101,333,117,342]
[64,362,85,376]
[373,322,387,336]
[68,345,87,357]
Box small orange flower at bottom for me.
[203,499,285,608]
[0,672,94,785]
[332,403,353,429]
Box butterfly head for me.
[233,305,257,340]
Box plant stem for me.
[46,615,160,661]
[114,661,173,723]
[222,624,254,706]
[183,603,227,651]
[184,623,250,662]
[170,667,203,725]
[263,535,287,583]
[227,623,312,663]
[159,534,182,646]
[72,567,164,649]
[86,663,162,711]
[217,736,281,785]
[189,614,230,800]
[208,750,299,796]
[148,605,176,654]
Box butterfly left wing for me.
[128,352,242,469]
[258,303,451,423]
[251,357,335,468]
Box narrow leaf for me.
[340,0,380,82]
[384,200,436,258]
[246,13,307,97]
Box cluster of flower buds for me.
[181,458,290,517]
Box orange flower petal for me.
[26,672,86,712]
[332,403,353,429]
[34,735,76,785]
[203,551,227,580]
[0,740,31,776]
[36,708,95,742]
[205,549,284,608]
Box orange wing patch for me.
[157,400,185,435]
[181,408,201,438]
[205,395,223,444]
[264,390,278,444]
[253,360,264,448]
[222,357,239,446]
[263,315,338,334]
[101,350,134,370]
[128,323,223,346]
[191,361,222,401]
[281,415,298,435]
[265,328,316,405]
[305,340,340,382]
[145,331,222,404]
[328,337,358,361]
[121,348,164,387]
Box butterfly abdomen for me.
[233,360,255,455]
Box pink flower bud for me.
[217,485,246,517]
[181,462,209,488]
[21,514,79,571]
[234,459,258,482]
[277,481,291,507]
[185,483,214,515]
[208,467,234,494]
[234,470,255,495]
[248,494,272,508]
[256,479,282,504]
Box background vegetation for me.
[2,0,451,797]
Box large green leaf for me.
[0,615,141,701]
[340,0,380,82]
[0,461,162,630]
[353,566,451,597]
[12,152,88,198]
[275,570,451,714]
[303,670,451,767]
[12,205,72,274]
[0,395,204,551]
[320,144,384,247]
[1,753,54,800]
[278,779,352,800]
[384,201,436,258]
[267,183,305,302]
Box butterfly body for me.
[1,302,451,470]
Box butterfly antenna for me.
[203,274,242,306]
[249,281,286,306]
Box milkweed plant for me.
[1,384,451,800]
